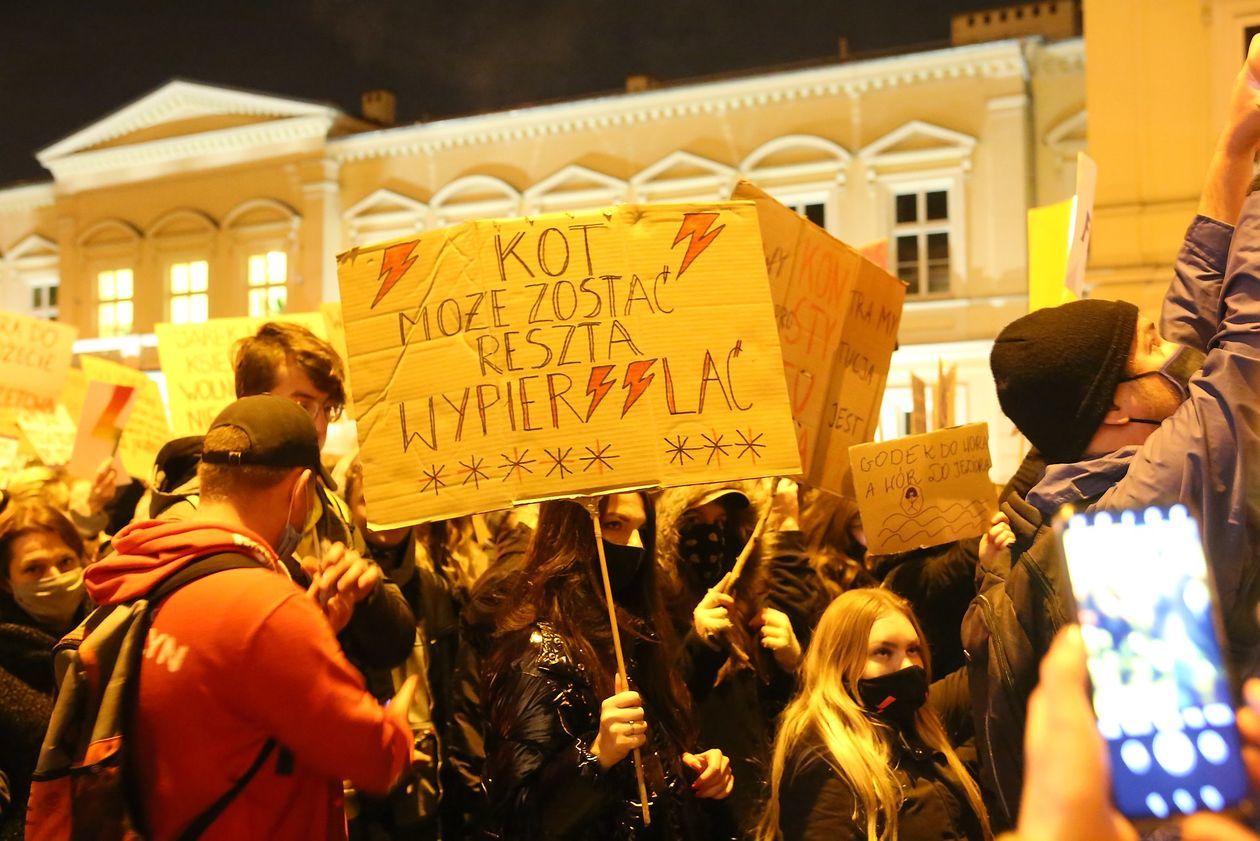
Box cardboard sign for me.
[935,362,957,432]
[16,405,77,467]
[910,375,928,435]
[155,313,329,436]
[336,201,800,528]
[67,381,137,481]
[1065,152,1098,298]
[732,181,905,494]
[1027,199,1075,313]
[849,422,996,555]
[80,356,171,479]
[0,312,78,413]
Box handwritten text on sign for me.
[849,422,996,555]
[733,181,904,495]
[0,312,78,413]
[337,202,800,528]
[155,313,329,436]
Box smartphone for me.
[1055,504,1247,819]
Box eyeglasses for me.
[269,393,344,423]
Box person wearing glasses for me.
[149,321,415,675]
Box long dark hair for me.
[496,494,694,758]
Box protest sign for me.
[935,362,957,431]
[0,312,78,414]
[337,201,800,528]
[80,356,171,479]
[849,422,996,555]
[1027,199,1075,313]
[155,313,328,435]
[16,405,77,467]
[67,381,137,482]
[1064,152,1098,299]
[732,181,905,494]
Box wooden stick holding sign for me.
[580,497,652,827]
[717,477,784,595]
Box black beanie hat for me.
[990,299,1138,464]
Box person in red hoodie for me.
[85,395,421,841]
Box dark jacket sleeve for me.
[340,578,417,670]
[483,660,616,840]
[762,530,828,647]
[778,755,864,841]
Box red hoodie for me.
[87,519,411,841]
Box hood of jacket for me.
[1025,445,1139,519]
[85,518,280,606]
[655,479,767,610]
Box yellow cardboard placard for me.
[1027,199,1076,313]
[849,422,996,555]
[155,313,328,436]
[81,356,173,480]
[732,181,906,494]
[336,202,801,528]
[0,312,78,413]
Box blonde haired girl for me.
[758,588,991,841]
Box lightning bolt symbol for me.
[620,359,657,418]
[371,240,420,308]
[585,365,617,421]
[672,212,725,278]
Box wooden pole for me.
[717,477,784,595]
[582,498,652,827]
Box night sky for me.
[1,0,1003,187]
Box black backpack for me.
[27,552,277,841]
[960,491,1072,829]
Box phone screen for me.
[1057,504,1246,819]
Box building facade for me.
[0,23,1086,479]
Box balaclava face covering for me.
[678,520,731,588]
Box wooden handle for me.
[717,477,784,595]
[584,499,652,827]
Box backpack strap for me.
[176,739,277,841]
[129,551,278,840]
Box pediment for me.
[632,151,734,187]
[345,189,429,220]
[524,165,626,209]
[5,233,58,261]
[859,121,976,173]
[39,80,342,163]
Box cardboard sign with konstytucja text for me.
[337,201,800,528]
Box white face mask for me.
[13,567,86,632]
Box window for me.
[779,198,828,230]
[29,276,58,320]
[97,269,134,337]
[169,260,209,324]
[248,251,288,317]
[893,188,951,296]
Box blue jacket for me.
[1027,207,1260,659]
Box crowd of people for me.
[7,33,1260,841]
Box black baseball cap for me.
[201,395,337,490]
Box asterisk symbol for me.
[734,429,765,462]
[580,441,619,474]
[420,464,447,496]
[544,447,575,479]
[499,448,535,483]
[700,431,730,466]
[458,455,490,489]
[664,435,698,466]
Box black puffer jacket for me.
[0,595,58,841]
[658,482,826,833]
[483,623,728,841]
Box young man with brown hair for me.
[151,321,414,672]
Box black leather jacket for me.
[482,623,729,841]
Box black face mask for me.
[678,522,731,588]
[857,665,928,727]
[602,539,644,595]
